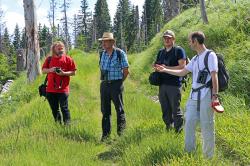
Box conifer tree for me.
[79,0,91,36]
[20,28,27,49]
[113,0,131,51]
[2,28,12,57]
[94,0,111,39]
[141,0,163,44]
[13,24,21,50]
[2,27,15,69]
[48,0,57,40]
[126,5,140,52]
[0,7,5,53]
[76,0,92,50]
[60,0,71,50]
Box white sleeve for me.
[208,52,218,73]
[185,56,196,73]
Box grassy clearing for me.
[0,1,250,165]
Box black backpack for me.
[204,50,229,92]
[38,56,52,98]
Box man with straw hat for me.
[98,32,129,141]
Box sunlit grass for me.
[0,1,250,165]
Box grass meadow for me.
[0,1,249,165]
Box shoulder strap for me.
[44,56,52,85]
[115,48,122,64]
[174,46,177,57]
[204,50,212,73]
[99,50,104,66]
[156,49,165,63]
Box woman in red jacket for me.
[42,41,76,125]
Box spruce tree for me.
[0,7,4,53]
[94,0,111,39]
[126,5,140,52]
[142,0,163,44]
[13,24,21,50]
[79,0,91,36]
[60,0,71,50]
[20,28,26,49]
[2,27,15,70]
[113,0,131,51]
[76,0,92,50]
[39,25,48,48]
[2,28,12,57]
[48,0,57,40]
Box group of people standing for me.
[41,29,220,159]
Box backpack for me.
[99,48,122,66]
[204,50,229,92]
[38,56,52,98]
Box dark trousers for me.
[46,92,70,125]
[100,80,126,137]
[159,84,183,131]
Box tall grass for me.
[0,1,249,165]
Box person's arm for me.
[56,70,76,76]
[161,59,186,70]
[122,67,129,81]
[42,67,56,74]
[211,71,219,102]
[154,64,189,77]
[56,56,77,76]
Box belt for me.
[102,79,122,84]
[191,84,209,112]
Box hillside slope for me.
[0,1,249,165]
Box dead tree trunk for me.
[200,0,209,24]
[16,49,26,71]
[23,0,41,83]
[62,0,69,51]
[163,0,180,22]
[171,0,180,18]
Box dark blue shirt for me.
[155,46,186,86]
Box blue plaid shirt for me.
[100,49,129,81]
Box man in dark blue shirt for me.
[99,32,129,141]
[154,30,186,133]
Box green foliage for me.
[0,54,16,82]
[113,0,131,50]
[228,60,250,104]
[94,0,111,39]
[39,24,52,54]
[13,24,21,50]
[75,34,87,51]
[0,1,250,165]
[141,0,164,44]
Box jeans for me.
[185,90,215,158]
[100,80,126,138]
[46,92,70,125]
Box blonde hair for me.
[51,41,66,55]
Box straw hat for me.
[98,32,115,41]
